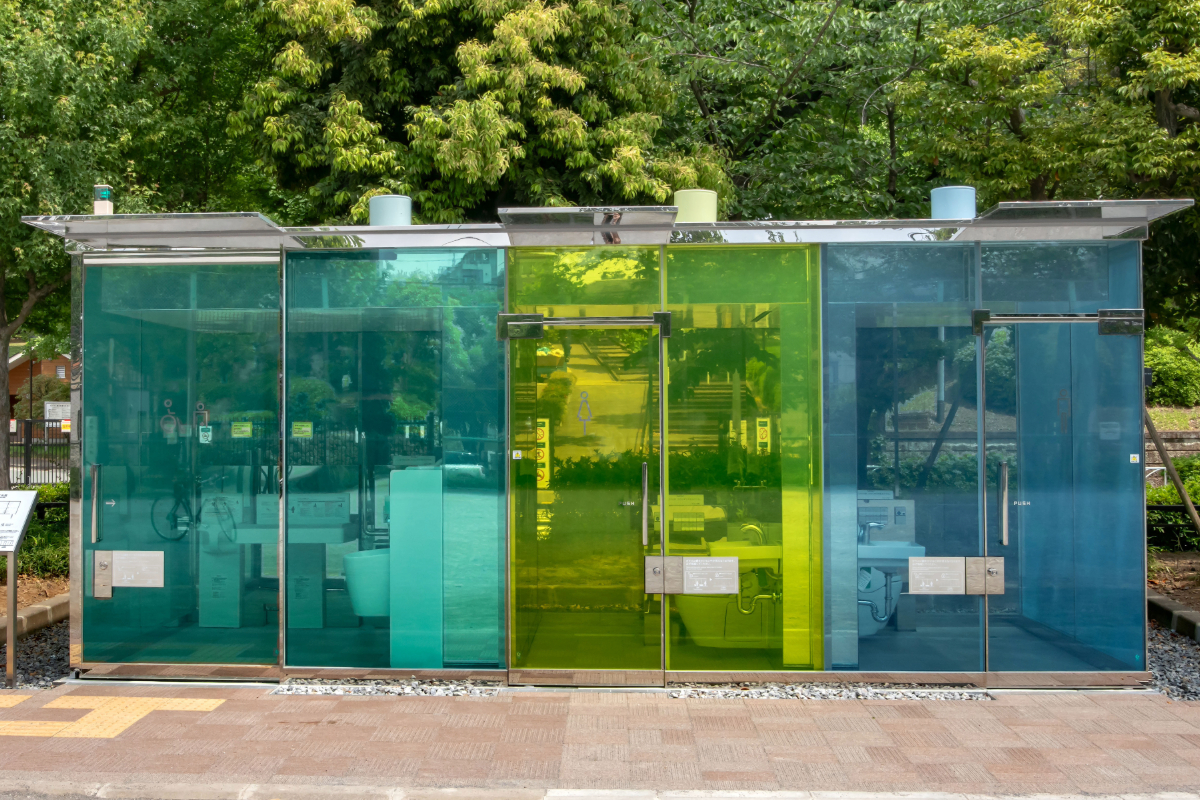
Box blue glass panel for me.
[823,244,983,672]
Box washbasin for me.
[706,539,782,570]
[857,542,925,569]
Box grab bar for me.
[641,461,649,547]
[999,460,1009,546]
[90,464,100,543]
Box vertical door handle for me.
[641,461,649,547]
[90,464,100,543]
[999,460,1008,546]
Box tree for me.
[1,0,152,488]
[231,0,729,222]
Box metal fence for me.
[9,419,69,486]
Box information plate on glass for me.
[683,557,739,594]
[908,556,966,595]
[0,492,38,554]
[111,551,165,588]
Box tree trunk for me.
[0,336,11,491]
[1156,89,1179,137]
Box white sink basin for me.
[858,542,925,569]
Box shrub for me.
[0,482,69,578]
[1148,457,1200,551]
[1145,332,1200,407]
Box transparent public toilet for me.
[25,198,1192,685]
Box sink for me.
[706,539,782,570]
[857,542,925,570]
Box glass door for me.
[508,322,663,684]
[981,316,1145,672]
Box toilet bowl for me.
[343,549,390,617]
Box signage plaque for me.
[908,556,966,595]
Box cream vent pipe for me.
[673,189,718,223]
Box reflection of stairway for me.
[667,383,750,451]
[586,337,649,382]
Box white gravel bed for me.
[1148,622,1200,700]
[668,681,989,700]
[275,677,501,696]
[0,620,70,690]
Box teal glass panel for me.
[824,244,984,672]
[284,248,505,668]
[81,260,280,665]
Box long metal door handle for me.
[999,460,1009,546]
[90,464,100,543]
[641,461,649,547]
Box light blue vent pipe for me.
[369,195,413,226]
[930,186,976,219]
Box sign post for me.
[0,491,39,688]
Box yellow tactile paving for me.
[0,721,69,736]
[0,695,226,738]
[0,695,31,708]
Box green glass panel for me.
[510,327,662,671]
[81,261,280,665]
[508,247,661,317]
[284,249,505,669]
[662,244,822,670]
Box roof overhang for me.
[21,199,1194,251]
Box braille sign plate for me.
[683,557,739,595]
[0,491,38,554]
[908,556,966,595]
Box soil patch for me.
[1149,551,1200,610]
[0,575,69,613]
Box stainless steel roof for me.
[22,199,1194,250]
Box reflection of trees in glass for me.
[855,327,962,489]
[667,328,779,416]
[956,327,1015,416]
[512,247,659,306]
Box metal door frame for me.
[500,312,671,686]
[973,308,1142,670]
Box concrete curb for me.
[0,591,68,640]
[1149,590,1200,641]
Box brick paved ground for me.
[0,684,1195,795]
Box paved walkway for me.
[0,683,1194,796]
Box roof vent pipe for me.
[673,189,718,223]
[369,195,412,226]
[930,186,976,219]
[93,185,113,215]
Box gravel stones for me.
[667,681,990,700]
[0,619,69,690]
[275,677,501,697]
[1149,622,1200,700]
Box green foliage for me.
[1145,328,1200,406]
[0,483,68,578]
[388,392,434,421]
[541,372,575,429]
[231,0,729,222]
[11,374,69,419]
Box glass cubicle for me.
[283,248,505,669]
[507,243,823,676]
[823,241,1144,672]
[80,258,280,664]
